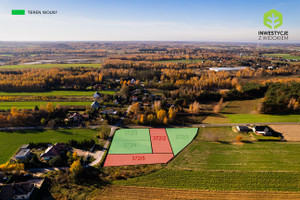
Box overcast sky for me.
[0,0,299,42]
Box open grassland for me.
[114,127,300,192]
[224,114,300,123]
[96,185,300,200]
[203,113,300,124]
[0,128,99,164]
[0,90,115,96]
[0,101,92,110]
[0,63,101,69]
[263,54,300,60]
[203,98,300,124]
[155,59,204,63]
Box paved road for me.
[86,105,131,166]
[87,126,117,167]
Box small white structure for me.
[14,146,31,161]
[93,91,101,98]
[252,126,273,136]
[209,67,247,72]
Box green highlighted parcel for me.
[108,129,152,154]
[166,128,198,155]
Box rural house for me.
[252,126,273,136]
[0,182,35,200]
[236,126,251,133]
[40,143,67,161]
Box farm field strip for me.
[115,169,300,192]
[0,101,92,110]
[0,63,101,69]
[0,90,115,96]
[98,185,300,200]
[224,114,300,123]
[263,53,300,60]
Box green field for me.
[0,128,99,164]
[0,90,115,96]
[224,114,300,123]
[108,129,152,154]
[166,128,198,155]
[0,101,92,110]
[108,141,152,154]
[0,63,101,69]
[263,54,300,60]
[204,99,300,124]
[155,59,203,63]
[114,127,300,191]
[112,129,150,141]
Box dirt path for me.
[94,186,300,200]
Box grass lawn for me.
[0,101,92,110]
[114,127,300,191]
[0,128,99,164]
[263,54,300,60]
[0,90,115,96]
[155,59,204,63]
[224,114,300,123]
[0,63,101,69]
[203,99,300,124]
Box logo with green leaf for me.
[264,9,282,30]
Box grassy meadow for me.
[0,90,115,96]
[203,99,300,124]
[263,54,300,60]
[0,101,92,110]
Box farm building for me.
[252,126,273,136]
[14,148,30,161]
[236,126,251,133]
[13,145,31,161]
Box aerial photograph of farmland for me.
[0,0,299,199]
